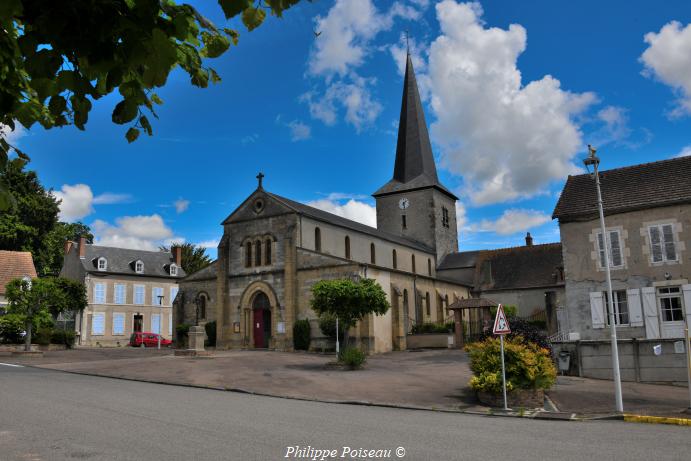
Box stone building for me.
[437,233,565,335]
[553,157,691,341]
[61,237,185,346]
[177,54,473,353]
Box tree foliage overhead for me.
[310,278,390,333]
[0,0,302,147]
[160,241,213,275]
[39,222,94,276]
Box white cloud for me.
[674,145,691,158]
[241,133,259,145]
[595,106,631,144]
[456,202,467,233]
[471,209,550,236]
[0,124,26,145]
[641,21,691,117]
[305,198,377,227]
[174,198,190,214]
[427,1,596,205]
[196,239,220,249]
[53,184,94,222]
[304,0,427,131]
[92,193,132,205]
[288,120,312,141]
[92,214,183,251]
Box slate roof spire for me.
[373,53,455,199]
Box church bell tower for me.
[373,53,458,262]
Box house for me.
[176,53,473,354]
[60,238,185,346]
[437,233,565,335]
[552,157,691,383]
[0,250,37,310]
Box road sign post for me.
[493,304,511,411]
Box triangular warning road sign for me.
[493,304,511,335]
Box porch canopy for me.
[447,297,499,348]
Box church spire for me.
[392,53,439,184]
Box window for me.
[170,287,179,305]
[412,254,416,273]
[315,228,321,252]
[428,258,432,276]
[134,285,145,305]
[152,287,164,305]
[245,241,252,267]
[170,264,178,276]
[596,230,623,268]
[254,240,262,266]
[265,239,272,265]
[151,313,161,334]
[199,295,207,319]
[112,313,125,335]
[114,284,126,305]
[392,249,397,269]
[370,243,376,264]
[658,287,684,322]
[442,207,450,228]
[402,215,407,229]
[445,294,449,317]
[345,236,351,260]
[649,224,677,263]
[94,283,106,304]
[603,290,629,325]
[97,257,107,271]
[135,260,144,273]
[425,292,431,316]
[92,313,105,336]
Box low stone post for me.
[174,325,211,357]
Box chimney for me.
[525,232,533,247]
[172,246,182,266]
[78,236,87,259]
[64,240,74,255]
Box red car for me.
[129,332,172,348]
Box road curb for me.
[624,414,691,426]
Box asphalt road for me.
[0,365,689,461]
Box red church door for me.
[252,292,271,348]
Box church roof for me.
[265,192,434,253]
[373,54,456,200]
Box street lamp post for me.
[584,145,624,413]
[157,295,164,350]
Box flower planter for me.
[477,388,544,409]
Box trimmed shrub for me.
[489,304,518,318]
[0,314,24,344]
[479,316,551,353]
[338,347,366,369]
[51,329,76,348]
[411,322,455,334]
[176,323,191,345]
[34,327,52,346]
[318,312,347,339]
[204,321,217,347]
[466,335,556,394]
[293,319,311,351]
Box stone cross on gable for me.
[256,172,264,189]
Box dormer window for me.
[97,257,107,271]
[170,263,178,276]
[135,260,144,274]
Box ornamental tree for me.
[310,278,390,345]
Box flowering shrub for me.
[466,336,556,394]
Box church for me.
[175,54,474,353]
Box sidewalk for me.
[3,348,690,419]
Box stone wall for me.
[553,339,690,385]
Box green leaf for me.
[139,115,152,136]
[224,28,240,46]
[201,31,230,58]
[70,95,92,129]
[190,70,209,88]
[150,93,163,105]
[112,99,139,125]
[209,68,221,84]
[0,0,23,19]
[242,7,266,31]
[218,0,252,19]
[125,127,140,143]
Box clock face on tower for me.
[398,198,410,210]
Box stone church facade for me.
[175,54,472,353]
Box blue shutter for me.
[92,313,105,335]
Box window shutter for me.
[649,227,663,262]
[662,224,676,261]
[641,287,660,339]
[151,314,161,334]
[589,291,605,329]
[626,288,644,327]
[682,285,691,332]
[597,233,606,268]
[113,313,125,335]
[609,231,622,267]
[92,313,105,336]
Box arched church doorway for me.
[252,292,271,348]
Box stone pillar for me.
[283,231,297,351]
[216,235,230,348]
[188,326,205,351]
[454,309,463,349]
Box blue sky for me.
[9,0,691,258]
